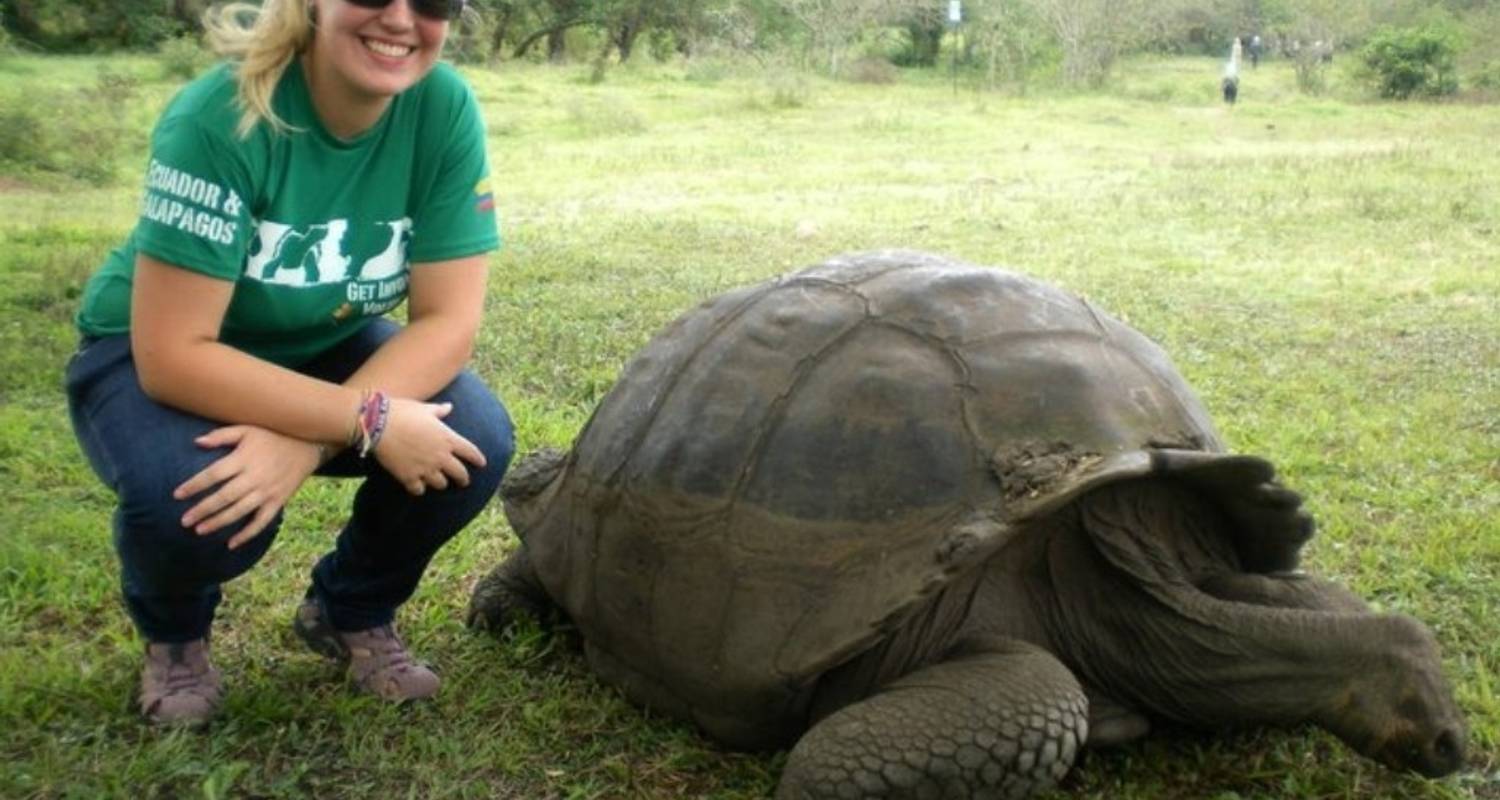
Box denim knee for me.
[113,453,283,592]
[437,370,515,498]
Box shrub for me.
[1359,25,1461,99]
[1472,61,1500,91]
[157,34,214,81]
[846,56,898,85]
[766,70,810,109]
[3,0,185,51]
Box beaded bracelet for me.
[351,389,390,458]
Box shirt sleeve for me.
[408,75,501,264]
[132,114,256,281]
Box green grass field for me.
[0,52,1496,799]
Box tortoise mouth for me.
[1371,728,1466,778]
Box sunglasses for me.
[342,0,466,21]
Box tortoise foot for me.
[466,546,556,634]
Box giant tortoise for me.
[469,250,1466,799]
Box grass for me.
[0,52,1496,799]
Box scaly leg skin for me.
[777,637,1087,800]
[465,545,557,633]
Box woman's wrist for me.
[350,389,391,458]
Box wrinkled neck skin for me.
[993,499,1428,744]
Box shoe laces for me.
[356,626,417,672]
[153,645,216,697]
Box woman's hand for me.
[373,398,486,496]
[174,425,322,549]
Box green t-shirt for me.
[76,59,500,366]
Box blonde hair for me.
[203,0,315,137]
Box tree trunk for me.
[614,12,646,63]
[904,20,943,66]
[490,7,515,61]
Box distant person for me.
[1249,34,1263,68]
[1223,38,1241,104]
[65,0,514,726]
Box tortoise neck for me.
[1064,573,1400,729]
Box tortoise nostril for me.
[1427,729,1464,774]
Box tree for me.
[1020,0,1181,86]
[4,0,186,49]
[964,0,1052,91]
[895,5,945,67]
[1360,22,1460,98]
[773,0,923,76]
[1261,0,1377,92]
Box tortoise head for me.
[1318,614,1466,778]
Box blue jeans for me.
[65,320,515,643]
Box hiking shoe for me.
[293,597,440,702]
[139,639,223,726]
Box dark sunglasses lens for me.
[412,0,463,19]
[340,0,464,19]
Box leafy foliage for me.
[1359,23,1461,98]
[155,33,213,81]
[2,0,198,50]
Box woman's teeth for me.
[364,39,412,57]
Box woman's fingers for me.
[449,431,485,468]
[174,426,251,500]
[175,455,236,501]
[181,480,240,528]
[194,484,263,534]
[227,504,279,550]
[439,453,471,487]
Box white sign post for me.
[947,1,962,93]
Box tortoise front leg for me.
[777,637,1087,800]
[466,545,559,633]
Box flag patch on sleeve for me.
[474,178,495,213]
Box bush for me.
[3,0,186,51]
[766,70,811,109]
[1359,25,1461,99]
[846,56,897,85]
[157,35,213,81]
[1472,61,1500,91]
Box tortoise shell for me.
[512,250,1285,744]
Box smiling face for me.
[303,0,449,136]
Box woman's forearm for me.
[134,336,363,446]
[344,256,487,400]
[342,312,476,401]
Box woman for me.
[65,0,513,725]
